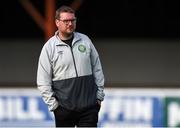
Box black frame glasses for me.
[58,18,77,25]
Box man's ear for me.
[55,19,59,27]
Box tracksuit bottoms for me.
[53,103,100,127]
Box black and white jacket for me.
[37,31,105,111]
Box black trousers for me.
[53,103,100,127]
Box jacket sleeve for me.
[90,41,105,101]
[37,43,58,111]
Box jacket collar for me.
[55,31,81,46]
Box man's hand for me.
[97,100,101,106]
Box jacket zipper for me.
[70,47,78,77]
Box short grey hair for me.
[55,5,75,20]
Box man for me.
[37,5,105,127]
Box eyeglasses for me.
[58,18,76,25]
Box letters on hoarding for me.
[0,88,180,127]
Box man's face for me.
[55,12,76,35]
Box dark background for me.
[1,0,180,39]
[0,0,180,87]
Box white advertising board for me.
[1,88,180,127]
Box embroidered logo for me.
[78,45,86,53]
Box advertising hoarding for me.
[0,88,180,127]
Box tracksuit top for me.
[37,31,105,111]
